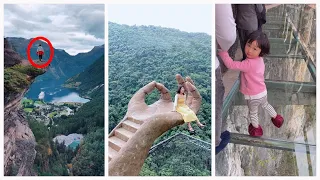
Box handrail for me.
[149,133,211,153]
[286,13,316,81]
[222,79,240,121]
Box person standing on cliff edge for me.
[37,44,44,62]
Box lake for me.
[25,78,89,103]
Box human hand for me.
[126,74,201,121]
[109,74,202,176]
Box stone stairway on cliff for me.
[221,5,316,176]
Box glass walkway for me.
[217,4,316,176]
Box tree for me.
[72,128,104,176]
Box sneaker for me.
[215,131,230,155]
[271,114,284,128]
[248,123,263,137]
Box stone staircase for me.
[108,117,144,161]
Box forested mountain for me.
[108,22,211,142]
[64,56,104,98]
[6,37,104,81]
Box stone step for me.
[115,128,134,142]
[109,136,126,152]
[122,120,141,133]
[127,116,144,125]
[108,146,118,162]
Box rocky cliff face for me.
[4,38,46,176]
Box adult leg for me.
[237,28,247,60]
[215,66,224,146]
[238,29,254,60]
[215,66,230,154]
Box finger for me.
[185,76,194,93]
[176,74,190,93]
[150,112,184,127]
[185,81,193,106]
[155,83,172,101]
[129,81,156,106]
[175,74,186,87]
[186,76,195,86]
[186,82,200,99]
[186,82,202,113]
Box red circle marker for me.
[27,36,54,69]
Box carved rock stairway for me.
[108,117,144,162]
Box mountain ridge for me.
[6,37,104,81]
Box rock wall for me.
[4,38,46,176]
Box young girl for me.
[218,30,284,137]
[173,85,205,135]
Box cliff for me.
[4,38,46,176]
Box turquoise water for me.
[68,141,80,150]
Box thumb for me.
[153,112,184,128]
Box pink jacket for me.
[218,51,266,95]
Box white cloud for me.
[4,4,105,55]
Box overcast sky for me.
[109,4,212,35]
[4,4,104,55]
